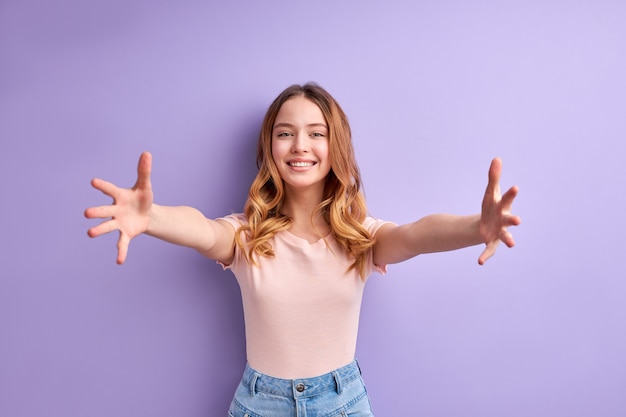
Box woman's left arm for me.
[373,158,521,266]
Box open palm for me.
[85,152,154,264]
[478,158,521,265]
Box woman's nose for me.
[291,134,308,153]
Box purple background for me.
[1,0,625,416]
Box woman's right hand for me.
[85,152,154,264]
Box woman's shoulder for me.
[362,216,396,235]
[218,213,248,229]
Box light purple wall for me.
[1,1,625,416]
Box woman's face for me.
[271,96,331,195]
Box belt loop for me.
[333,370,343,395]
[249,372,260,397]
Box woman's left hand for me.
[478,157,521,265]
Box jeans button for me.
[296,383,305,392]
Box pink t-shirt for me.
[219,213,391,379]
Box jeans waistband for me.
[242,360,362,399]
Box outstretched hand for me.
[478,157,521,265]
[84,152,154,264]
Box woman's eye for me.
[277,132,292,137]
[311,132,325,137]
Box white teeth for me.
[289,161,314,167]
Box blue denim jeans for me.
[228,360,375,417]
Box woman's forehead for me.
[274,97,327,127]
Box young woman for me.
[85,83,520,416]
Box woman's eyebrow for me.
[273,122,328,130]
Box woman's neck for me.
[282,184,323,217]
[281,187,330,242]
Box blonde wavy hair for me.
[236,83,374,278]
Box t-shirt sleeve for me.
[215,213,246,270]
[363,216,397,275]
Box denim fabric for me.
[228,360,375,417]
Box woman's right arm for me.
[84,152,235,265]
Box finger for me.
[501,185,519,209]
[117,233,130,265]
[135,151,152,191]
[91,178,120,199]
[87,219,119,238]
[486,157,503,194]
[84,205,116,219]
[478,241,498,265]
[503,214,522,227]
[500,229,516,248]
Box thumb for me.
[135,151,152,190]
